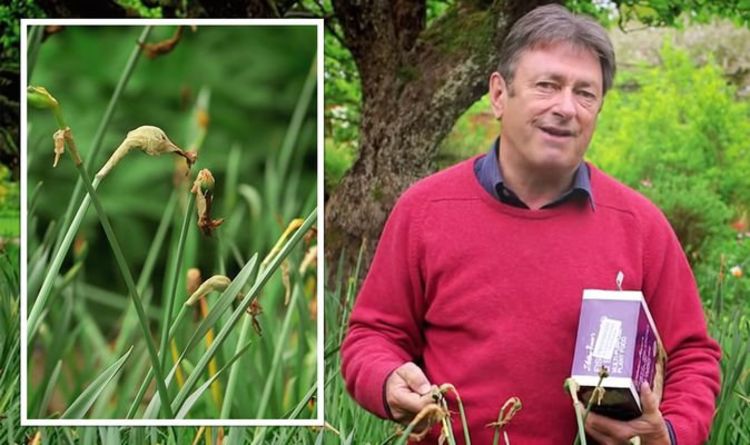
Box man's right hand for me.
[385,362,435,424]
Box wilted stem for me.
[565,379,587,445]
[574,367,609,445]
[489,397,522,445]
[440,384,471,445]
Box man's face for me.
[489,42,603,175]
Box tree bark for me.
[325,0,559,279]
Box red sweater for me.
[341,156,721,445]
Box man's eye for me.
[537,82,557,90]
[578,90,596,100]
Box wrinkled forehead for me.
[522,39,602,65]
[515,40,604,84]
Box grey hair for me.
[497,4,615,95]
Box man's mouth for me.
[539,126,575,137]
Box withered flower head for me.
[186,268,202,295]
[185,274,231,306]
[96,125,196,178]
[191,169,224,236]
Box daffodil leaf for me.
[62,347,133,419]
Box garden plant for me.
[24,24,319,421]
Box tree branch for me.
[307,0,347,47]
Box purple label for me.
[571,298,639,378]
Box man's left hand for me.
[585,382,671,445]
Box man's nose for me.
[552,89,577,119]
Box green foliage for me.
[324,136,355,191]
[436,95,496,168]
[0,165,19,237]
[321,17,361,192]
[616,0,750,28]
[26,24,318,420]
[565,0,618,26]
[116,0,162,18]
[587,43,750,297]
[0,0,43,61]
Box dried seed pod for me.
[281,260,291,306]
[299,245,317,275]
[486,396,522,429]
[303,226,317,247]
[403,404,447,442]
[139,26,184,59]
[186,268,202,295]
[96,126,196,179]
[247,299,263,336]
[185,274,231,306]
[73,235,88,261]
[52,128,66,167]
[191,169,224,236]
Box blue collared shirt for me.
[473,140,595,209]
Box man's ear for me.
[489,72,507,120]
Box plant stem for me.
[31,26,152,343]
[27,177,101,342]
[51,26,151,257]
[26,25,45,82]
[70,157,174,418]
[159,194,195,372]
[219,311,252,417]
[126,303,192,419]
[113,192,178,356]
[255,284,301,418]
[170,209,316,415]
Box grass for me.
[3,224,750,441]
[24,24,318,421]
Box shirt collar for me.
[474,139,595,210]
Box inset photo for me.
[21,20,322,425]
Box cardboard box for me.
[570,290,665,420]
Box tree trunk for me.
[325,0,557,280]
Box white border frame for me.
[20,18,325,427]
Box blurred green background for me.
[28,25,317,328]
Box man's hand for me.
[585,382,671,445]
[385,362,435,424]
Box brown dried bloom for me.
[185,274,231,306]
[139,26,184,59]
[191,169,224,236]
[52,128,67,167]
[96,126,196,179]
[248,299,263,336]
[186,268,202,295]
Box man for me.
[341,4,720,445]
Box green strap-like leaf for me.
[61,347,133,419]
[174,340,253,419]
[142,252,259,418]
